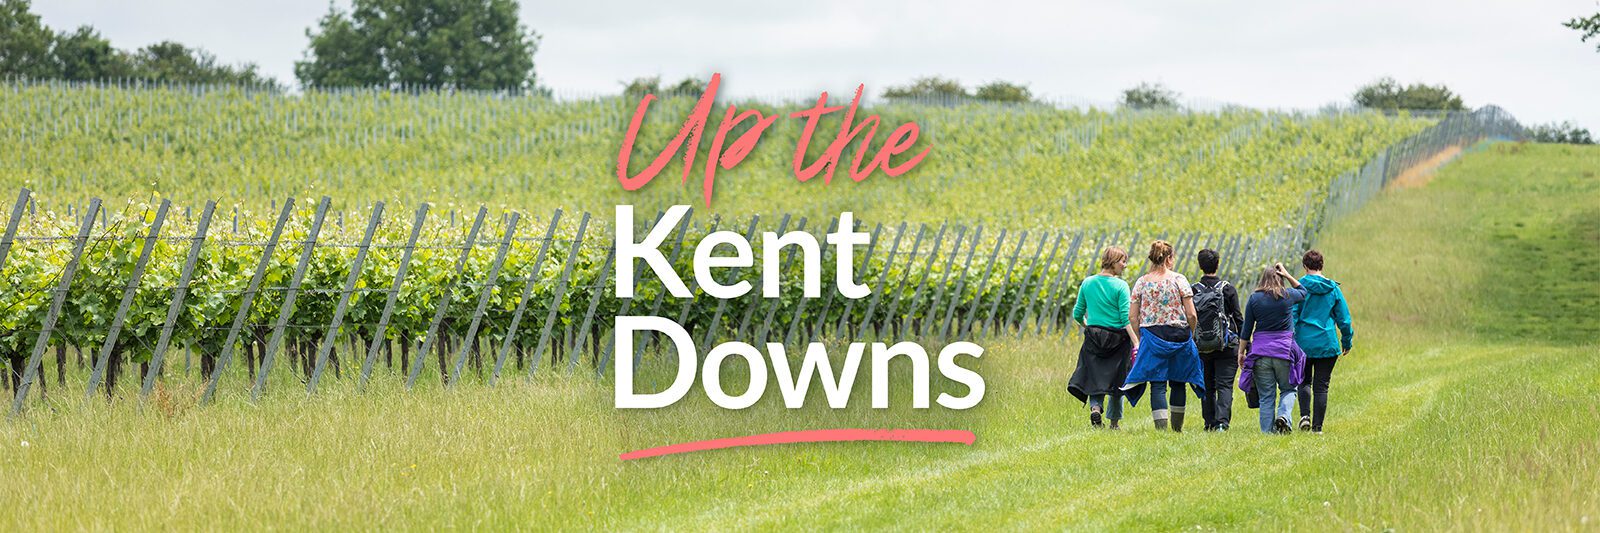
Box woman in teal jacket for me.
[1294,250,1353,434]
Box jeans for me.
[1200,350,1238,429]
[1088,392,1125,421]
[1297,356,1338,430]
[1254,357,1296,433]
[1148,382,1186,420]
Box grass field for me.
[3,142,1597,530]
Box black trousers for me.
[1297,357,1339,430]
[1199,349,1238,429]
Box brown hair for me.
[1147,240,1174,268]
[1099,246,1128,271]
[1255,266,1287,299]
[1302,250,1324,271]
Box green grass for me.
[3,142,1598,530]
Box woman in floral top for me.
[1124,240,1207,431]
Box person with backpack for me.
[1069,246,1143,429]
[1124,240,1206,432]
[1192,248,1243,431]
[1294,250,1353,434]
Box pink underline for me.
[619,428,976,461]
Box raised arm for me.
[1275,263,1307,303]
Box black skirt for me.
[1068,325,1136,404]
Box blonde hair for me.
[1256,266,1287,299]
[1099,246,1128,271]
[1147,240,1174,268]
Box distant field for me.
[0,82,1430,232]
[3,142,1594,530]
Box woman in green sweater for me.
[1068,246,1142,429]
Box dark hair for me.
[1197,248,1219,274]
[1302,250,1324,271]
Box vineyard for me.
[2,79,1439,231]
[0,80,1526,408]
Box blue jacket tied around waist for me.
[1122,329,1206,393]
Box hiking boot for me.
[1154,418,1169,431]
[1273,416,1292,434]
[1299,416,1312,432]
[1090,407,1104,428]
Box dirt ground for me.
[1387,145,1464,189]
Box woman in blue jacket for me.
[1294,250,1353,434]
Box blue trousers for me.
[1254,357,1296,433]
[1088,392,1124,421]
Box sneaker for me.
[1090,408,1104,428]
[1273,416,1292,434]
[1299,416,1312,431]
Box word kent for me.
[614,73,932,206]
[610,206,986,411]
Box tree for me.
[2,0,272,86]
[1566,12,1600,52]
[296,0,541,90]
[1121,82,1179,110]
[621,76,660,99]
[666,76,706,98]
[131,41,272,86]
[974,80,1032,103]
[0,0,56,79]
[883,76,969,100]
[51,26,133,81]
[1528,121,1595,145]
[1353,77,1465,111]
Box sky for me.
[30,0,1600,130]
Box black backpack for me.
[1192,280,1230,352]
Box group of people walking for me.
[1068,241,1354,434]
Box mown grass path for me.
[2,143,1596,530]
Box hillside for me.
[2,142,1594,530]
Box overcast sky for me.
[31,0,1600,129]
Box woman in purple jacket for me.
[1238,263,1307,434]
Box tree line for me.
[0,0,1595,142]
[0,0,272,87]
